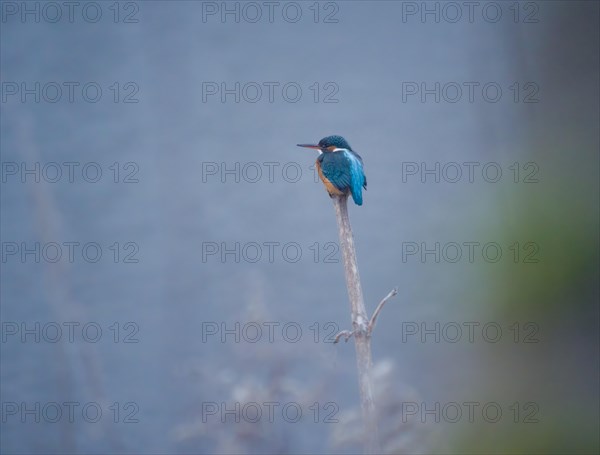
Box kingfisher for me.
[297,135,367,205]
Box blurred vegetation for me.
[451,5,599,451]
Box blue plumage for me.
[318,150,366,205]
[298,135,367,206]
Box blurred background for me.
[1,1,598,454]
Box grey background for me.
[1,1,598,454]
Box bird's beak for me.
[297,144,321,149]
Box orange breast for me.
[316,159,344,196]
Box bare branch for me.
[333,330,355,344]
[331,195,380,454]
[367,288,399,335]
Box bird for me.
[297,135,367,205]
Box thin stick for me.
[333,329,355,344]
[331,194,380,454]
[368,288,398,335]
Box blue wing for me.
[319,150,366,205]
[319,153,351,191]
[344,150,366,205]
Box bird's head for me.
[297,135,352,152]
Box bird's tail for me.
[351,187,363,206]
